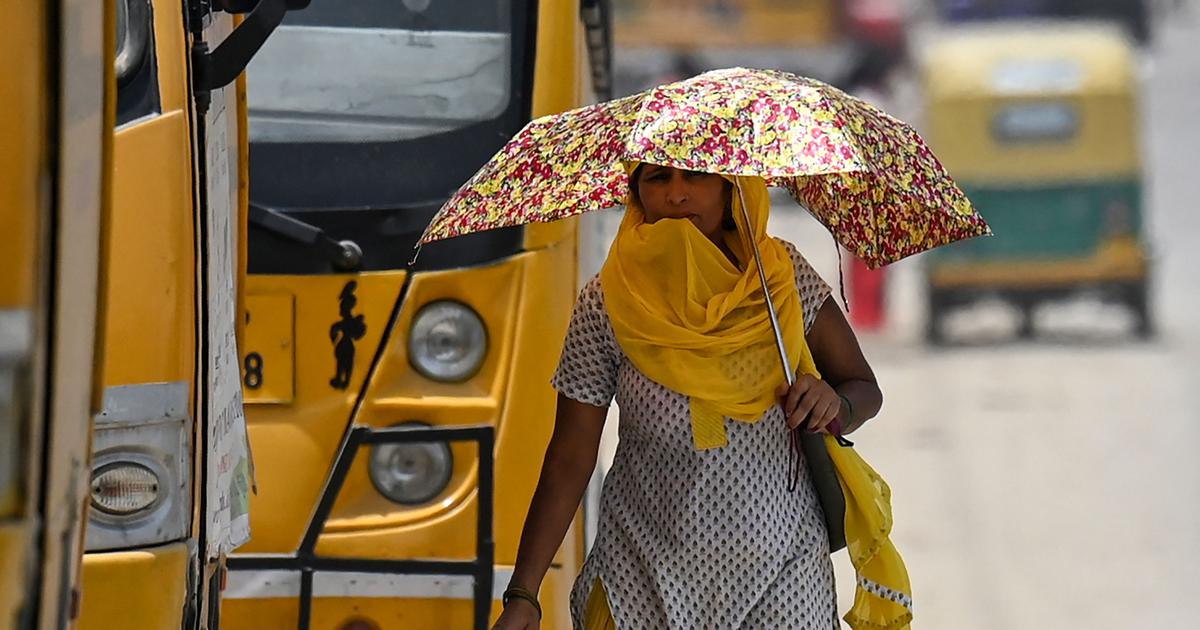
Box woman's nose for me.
[666,178,688,205]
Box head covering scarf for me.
[597,163,914,630]
[599,169,810,449]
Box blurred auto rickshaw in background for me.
[919,22,1151,343]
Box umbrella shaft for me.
[738,186,795,388]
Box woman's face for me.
[634,165,731,242]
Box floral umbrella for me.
[418,67,990,268]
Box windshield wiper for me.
[249,203,363,271]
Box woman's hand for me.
[491,600,540,630]
[776,373,843,434]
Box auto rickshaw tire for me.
[925,288,946,346]
[1015,298,1036,340]
[1130,280,1154,339]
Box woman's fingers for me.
[782,374,813,417]
[782,375,842,432]
[782,378,803,428]
[808,398,840,433]
[788,390,820,430]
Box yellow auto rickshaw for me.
[920,22,1151,342]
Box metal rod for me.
[299,428,365,553]
[298,568,313,630]
[358,425,493,445]
[737,184,795,387]
[475,429,496,630]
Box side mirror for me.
[192,0,311,107]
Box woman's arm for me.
[780,298,882,434]
[496,394,607,626]
[806,298,882,432]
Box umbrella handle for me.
[737,185,849,440]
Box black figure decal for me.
[329,281,366,390]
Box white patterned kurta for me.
[551,240,839,630]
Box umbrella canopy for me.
[419,67,989,268]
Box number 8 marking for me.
[244,352,264,389]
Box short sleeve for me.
[550,275,620,407]
[777,239,833,333]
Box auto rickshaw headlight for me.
[368,422,453,506]
[90,462,161,516]
[408,301,487,382]
[86,382,190,551]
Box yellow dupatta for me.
[829,436,915,630]
[599,173,808,449]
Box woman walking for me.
[493,162,883,630]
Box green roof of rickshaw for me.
[922,21,1136,99]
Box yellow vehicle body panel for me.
[100,111,197,387]
[307,238,579,626]
[3,0,112,626]
[322,260,521,537]
[82,121,200,619]
[0,523,32,626]
[231,232,580,626]
[318,238,577,564]
[0,0,46,312]
[77,543,190,630]
[241,272,408,552]
[238,0,590,554]
[223,598,299,629]
[150,0,191,113]
[78,0,207,626]
[922,23,1140,185]
[78,0,199,624]
[0,0,45,535]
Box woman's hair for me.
[628,163,647,202]
[628,164,737,230]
